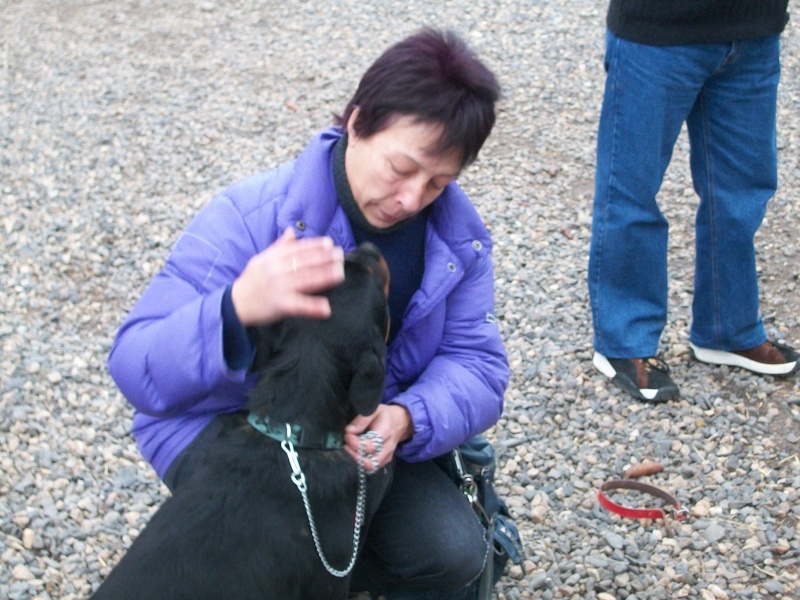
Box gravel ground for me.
[2,1,800,598]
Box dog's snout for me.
[347,243,390,298]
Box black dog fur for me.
[92,244,390,600]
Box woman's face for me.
[345,110,462,229]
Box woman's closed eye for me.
[428,179,447,192]
[389,161,415,177]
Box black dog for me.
[93,244,390,600]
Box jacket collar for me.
[277,127,353,244]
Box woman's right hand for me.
[231,228,345,327]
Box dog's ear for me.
[348,346,386,415]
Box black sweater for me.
[607,0,789,46]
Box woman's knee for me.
[425,521,488,587]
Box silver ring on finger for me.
[291,256,298,273]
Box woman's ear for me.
[346,106,361,140]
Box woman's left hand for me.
[343,405,413,473]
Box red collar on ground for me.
[598,480,688,523]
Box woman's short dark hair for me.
[336,28,500,168]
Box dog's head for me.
[326,242,390,415]
[247,243,390,423]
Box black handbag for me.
[437,436,524,599]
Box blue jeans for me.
[589,31,781,357]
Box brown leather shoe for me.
[690,340,799,376]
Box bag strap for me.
[452,446,479,505]
[476,532,494,600]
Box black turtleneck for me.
[333,134,428,343]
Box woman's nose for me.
[397,177,427,213]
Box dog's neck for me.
[246,412,345,449]
[246,345,354,445]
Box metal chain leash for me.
[280,424,367,578]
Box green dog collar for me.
[247,412,344,450]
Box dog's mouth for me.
[369,253,391,342]
[383,309,391,343]
[351,242,390,298]
[344,242,391,340]
[376,254,390,299]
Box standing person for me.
[107,28,509,599]
[589,0,798,403]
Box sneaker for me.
[593,352,679,403]
[690,340,800,376]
